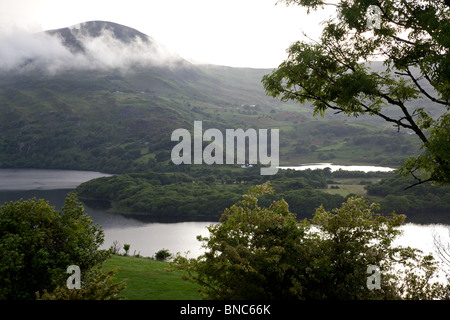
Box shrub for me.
[155,249,172,261]
[36,268,126,300]
[123,244,131,256]
[0,193,112,300]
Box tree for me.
[155,248,172,261]
[173,183,308,299]
[123,244,131,256]
[172,182,449,299]
[0,193,113,300]
[263,0,449,188]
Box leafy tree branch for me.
[264,0,449,186]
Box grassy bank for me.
[102,255,201,300]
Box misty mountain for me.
[1,20,189,74]
[46,21,152,53]
[45,21,187,65]
[0,21,425,174]
[0,20,290,172]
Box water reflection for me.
[0,168,112,190]
[100,221,214,258]
[0,188,73,208]
[82,204,214,258]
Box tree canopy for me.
[263,0,450,187]
[0,193,121,300]
[172,182,450,299]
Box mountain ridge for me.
[0,20,425,174]
[45,20,171,57]
[0,20,189,75]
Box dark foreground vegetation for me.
[172,183,450,300]
[2,184,448,300]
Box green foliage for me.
[173,183,308,299]
[172,182,450,300]
[77,167,449,223]
[0,193,111,300]
[399,113,450,187]
[76,168,345,221]
[366,175,450,221]
[263,0,450,186]
[36,268,126,300]
[155,249,172,261]
[123,244,131,256]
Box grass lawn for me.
[324,184,367,196]
[102,255,201,300]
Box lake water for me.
[0,168,448,265]
[279,163,396,172]
[0,169,213,258]
[0,168,114,190]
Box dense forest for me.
[76,166,450,224]
[76,167,340,221]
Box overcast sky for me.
[0,0,336,68]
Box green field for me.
[102,255,201,300]
[322,177,384,197]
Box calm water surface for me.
[0,169,212,258]
[0,168,113,190]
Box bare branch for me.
[377,92,429,143]
[403,178,433,190]
[432,230,450,270]
[405,67,449,106]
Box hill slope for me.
[0,21,422,173]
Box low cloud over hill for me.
[0,21,187,74]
